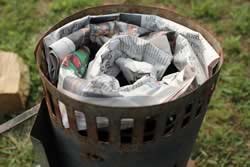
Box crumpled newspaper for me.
[45,19,150,83]
[140,14,220,84]
[116,57,157,83]
[43,13,220,130]
[85,35,172,82]
[44,13,220,84]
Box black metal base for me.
[31,99,83,167]
[31,100,203,167]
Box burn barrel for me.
[34,5,223,167]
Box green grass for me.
[0,134,34,167]
[0,0,249,166]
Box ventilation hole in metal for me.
[78,130,88,136]
[182,116,191,128]
[121,128,133,144]
[185,103,192,114]
[163,114,176,136]
[195,105,202,118]
[96,117,109,142]
[143,116,156,142]
[76,112,87,136]
[164,124,174,136]
[86,153,104,161]
[120,118,134,144]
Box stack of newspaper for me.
[43,13,220,130]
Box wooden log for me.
[0,51,30,112]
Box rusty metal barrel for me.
[34,5,223,167]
